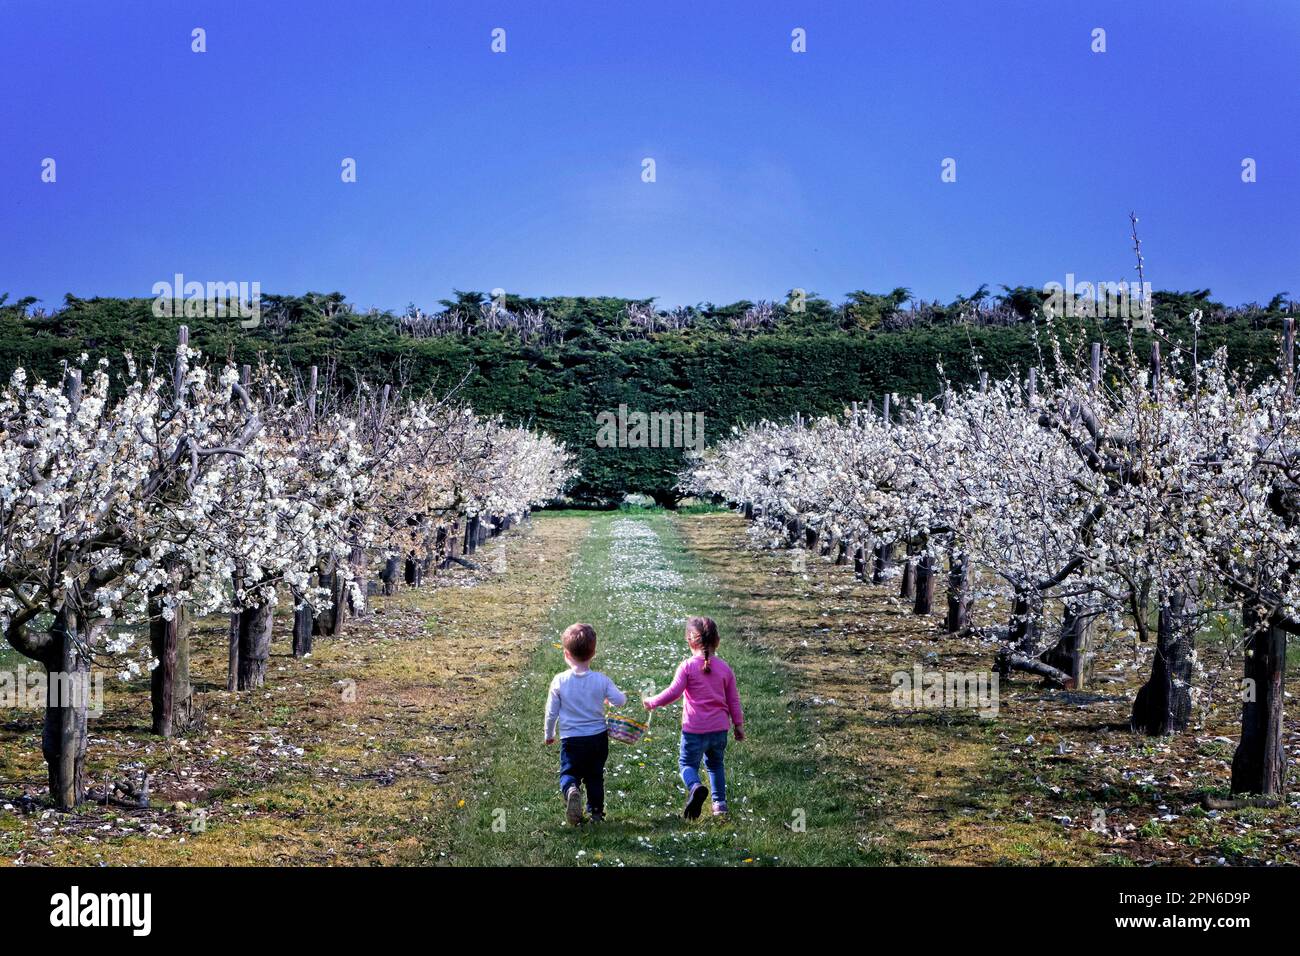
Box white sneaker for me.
[564,784,584,825]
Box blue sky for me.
[2,0,1297,311]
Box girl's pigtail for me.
[688,615,719,673]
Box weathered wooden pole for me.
[1090,342,1101,393]
[1284,316,1296,401]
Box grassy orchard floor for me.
[434,511,869,866]
[0,516,590,865]
[681,512,1300,866]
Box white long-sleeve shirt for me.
[544,668,627,739]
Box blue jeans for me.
[679,730,728,803]
[559,731,609,813]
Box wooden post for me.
[1284,317,1295,404]
[174,325,189,401]
[307,365,318,424]
[1090,342,1101,393]
[1150,341,1162,395]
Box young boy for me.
[544,622,626,824]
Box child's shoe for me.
[564,785,584,826]
[712,801,729,816]
[684,783,709,820]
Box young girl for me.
[643,616,745,818]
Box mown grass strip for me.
[440,511,873,866]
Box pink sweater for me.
[645,654,744,734]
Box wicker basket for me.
[606,706,651,744]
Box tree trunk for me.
[313,563,347,636]
[912,553,935,615]
[227,607,240,692]
[900,557,915,600]
[819,532,833,558]
[1009,589,1034,644]
[150,594,192,737]
[834,538,849,566]
[1231,603,1288,796]
[872,543,889,584]
[1130,594,1193,735]
[236,600,275,690]
[998,586,1039,681]
[785,517,801,546]
[465,516,480,555]
[347,545,367,618]
[42,608,94,810]
[804,526,818,550]
[945,551,971,633]
[1042,603,1095,692]
[853,545,866,579]
[404,555,423,587]
[292,589,314,658]
[381,556,401,595]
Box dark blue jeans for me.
[679,730,728,803]
[559,731,609,813]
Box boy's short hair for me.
[562,623,597,662]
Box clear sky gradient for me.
[2,0,1297,311]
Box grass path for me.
[435,511,870,866]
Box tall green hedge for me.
[0,293,1285,502]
